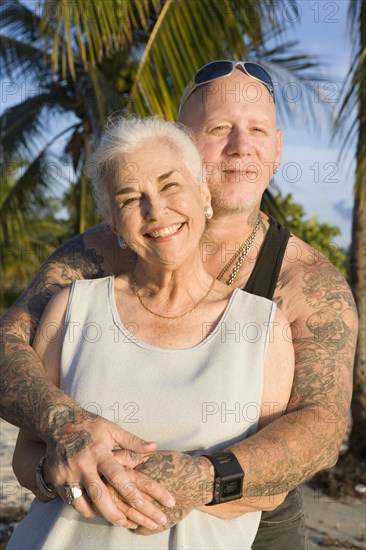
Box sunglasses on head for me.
[178,60,275,116]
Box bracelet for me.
[35,456,58,500]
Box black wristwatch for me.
[202,450,244,505]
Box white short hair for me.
[86,116,203,223]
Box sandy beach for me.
[1,420,365,549]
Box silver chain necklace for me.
[216,218,260,286]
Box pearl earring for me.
[117,235,128,249]
[204,205,213,220]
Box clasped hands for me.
[110,450,215,535]
[43,415,214,534]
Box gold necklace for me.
[131,274,216,320]
[216,218,260,286]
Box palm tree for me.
[1,0,334,243]
[39,0,326,121]
[0,0,127,234]
[336,0,366,460]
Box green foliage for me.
[264,192,347,276]
[0,161,69,312]
[0,220,67,313]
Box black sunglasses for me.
[178,60,275,115]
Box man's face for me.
[179,70,282,214]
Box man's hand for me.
[130,451,214,535]
[42,406,175,528]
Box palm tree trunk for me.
[349,0,366,459]
[78,135,92,234]
[349,196,366,458]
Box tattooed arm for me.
[228,243,357,496]
[2,226,173,526]
[129,450,288,534]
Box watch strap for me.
[202,450,244,505]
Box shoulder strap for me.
[243,216,291,300]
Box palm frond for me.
[84,63,127,129]
[0,150,65,242]
[1,89,80,158]
[128,0,268,118]
[0,216,68,311]
[333,0,366,204]
[125,2,334,125]
[0,35,51,83]
[333,50,361,158]
[0,0,41,40]
[40,0,152,78]
[347,0,360,38]
[0,93,60,158]
[1,122,75,244]
[1,96,49,158]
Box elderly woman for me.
[9,116,294,549]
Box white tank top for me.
[9,276,276,550]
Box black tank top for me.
[243,216,291,300]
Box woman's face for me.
[108,140,210,270]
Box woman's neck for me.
[133,253,213,298]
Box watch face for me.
[222,479,242,497]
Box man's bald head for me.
[177,69,282,215]
[179,68,276,126]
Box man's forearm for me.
[0,298,90,443]
[0,340,85,438]
[239,259,357,497]
[228,333,355,496]
[0,312,99,458]
[229,405,344,496]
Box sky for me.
[270,0,355,248]
[2,1,356,249]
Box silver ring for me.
[64,485,83,505]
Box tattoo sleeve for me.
[0,231,105,437]
[231,257,357,495]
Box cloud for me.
[333,200,353,220]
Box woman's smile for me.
[145,222,185,239]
